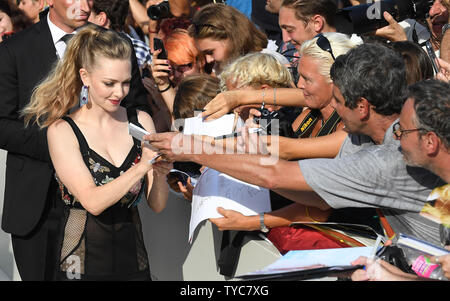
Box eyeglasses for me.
[392,121,427,139]
[315,33,336,61]
[171,62,194,73]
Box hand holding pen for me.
[350,239,419,281]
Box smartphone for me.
[153,37,168,60]
[168,170,189,186]
[425,40,440,74]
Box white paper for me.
[128,122,149,141]
[128,123,158,151]
[241,247,373,277]
[189,168,271,243]
[183,114,238,137]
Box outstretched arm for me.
[145,132,331,210]
[201,88,306,121]
[210,202,331,231]
[266,130,347,160]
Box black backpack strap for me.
[61,116,90,158]
[315,110,341,137]
[218,230,248,278]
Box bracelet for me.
[158,82,172,93]
[442,23,450,36]
[305,206,319,223]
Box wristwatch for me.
[259,212,269,233]
[443,23,450,36]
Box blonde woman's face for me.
[297,55,333,110]
[82,58,132,111]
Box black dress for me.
[54,110,150,281]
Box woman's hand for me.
[209,207,258,231]
[139,142,160,173]
[178,177,194,201]
[152,160,173,178]
[351,256,419,281]
[150,49,171,87]
[167,173,194,201]
[202,90,244,121]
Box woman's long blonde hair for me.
[21,24,133,128]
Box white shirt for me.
[47,13,76,59]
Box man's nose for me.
[281,29,291,44]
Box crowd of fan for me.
[0,0,449,281]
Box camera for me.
[335,0,434,35]
[147,0,172,21]
[254,107,279,135]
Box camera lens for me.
[147,1,171,21]
[261,109,270,117]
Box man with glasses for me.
[146,43,444,245]
[395,80,449,183]
[352,79,450,281]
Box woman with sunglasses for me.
[203,32,359,161]
[208,33,379,255]
[207,33,380,254]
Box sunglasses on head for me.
[315,33,336,61]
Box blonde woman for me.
[22,24,171,281]
[211,33,358,160]
[208,35,370,254]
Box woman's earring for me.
[80,85,89,106]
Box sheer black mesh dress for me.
[53,110,151,281]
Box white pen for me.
[148,153,162,164]
[370,235,383,260]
